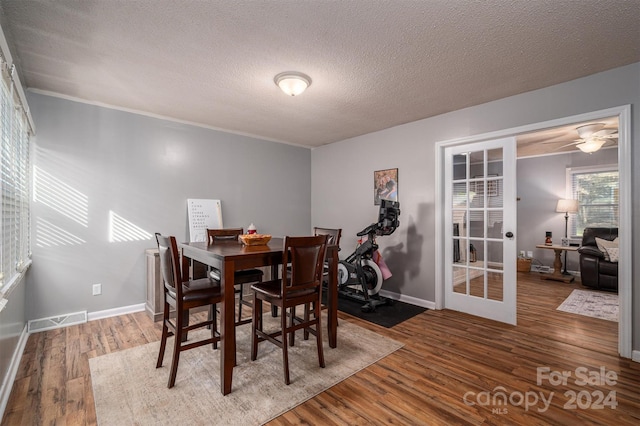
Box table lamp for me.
[556,199,579,274]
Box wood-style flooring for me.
[2,272,639,425]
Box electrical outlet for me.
[92,283,102,296]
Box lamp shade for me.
[275,72,311,96]
[556,199,579,213]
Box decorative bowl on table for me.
[239,234,272,246]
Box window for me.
[0,69,32,294]
[567,165,619,238]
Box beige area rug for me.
[557,289,618,322]
[89,315,403,425]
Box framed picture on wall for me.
[374,168,398,205]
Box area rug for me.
[557,289,618,322]
[89,315,402,425]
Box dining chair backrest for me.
[205,227,263,328]
[155,233,184,299]
[207,228,244,244]
[282,235,328,300]
[313,227,342,247]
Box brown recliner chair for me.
[577,227,618,292]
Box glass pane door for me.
[445,137,516,325]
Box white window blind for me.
[0,65,31,293]
[567,165,619,238]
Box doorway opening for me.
[435,105,631,358]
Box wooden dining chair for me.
[313,226,342,286]
[307,227,343,335]
[207,228,264,326]
[250,234,329,385]
[280,227,341,324]
[313,227,342,247]
[154,233,222,388]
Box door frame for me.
[434,104,632,358]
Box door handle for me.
[505,231,514,239]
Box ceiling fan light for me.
[275,72,311,96]
[577,139,606,153]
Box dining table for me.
[180,237,339,395]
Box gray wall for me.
[25,93,312,320]
[311,63,639,348]
[518,148,619,272]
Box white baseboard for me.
[378,289,436,310]
[87,303,146,321]
[632,350,640,363]
[0,324,29,422]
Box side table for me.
[535,244,578,283]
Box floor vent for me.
[27,311,88,333]
[531,265,551,273]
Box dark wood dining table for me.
[180,237,339,395]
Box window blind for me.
[0,64,31,293]
[568,166,619,237]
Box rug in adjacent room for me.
[557,289,618,322]
[89,316,402,425]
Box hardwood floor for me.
[3,272,639,425]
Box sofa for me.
[577,227,618,292]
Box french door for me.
[444,137,517,324]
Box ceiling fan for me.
[557,123,618,153]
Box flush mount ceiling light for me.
[274,72,311,96]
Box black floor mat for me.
[324,293,427,328]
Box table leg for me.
[540,248,574,283]
[220,260,236,395]
[327,246,338,348]
[552,249,563,273]
[271,264,279,317]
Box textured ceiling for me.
[0,0,638,149]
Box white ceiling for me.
[0,1,638,149]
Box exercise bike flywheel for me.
[337,259,383,296]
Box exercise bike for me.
[337,199,400,312]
